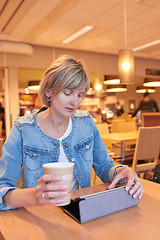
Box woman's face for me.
[49,87,86,118]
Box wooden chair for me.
[0,138,3,157]
[96,123,110,135]
[111,121,137,162]
[142,112,160,127]
[111,121,137,133]
[132,127,160,179]
[96,123,112,153]
[0,121,3,138]
[93,123,113,185]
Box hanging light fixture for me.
[106,84,127,93]
[104,75,120,85]
[119,0,134,84]
[136,86,155,93]
[28,80,40,90]
[143,78,160,87]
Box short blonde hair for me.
[39,55,90,107]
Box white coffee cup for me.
[43,162,74,206]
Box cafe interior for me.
[0,0,160,238]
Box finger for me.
[44,183,68,192]
[38,190,68,205]
[43,174,61,183]
[132,185,144,199]
[127,175,141,191]
[43,189,68,200]
[138,187,144,199]
[108,174,124,189]
[125,177,135,191]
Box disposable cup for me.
[43,162,74,206]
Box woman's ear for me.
[45,89,51,99]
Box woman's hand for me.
[108,167,144,199]
[35,174,68,205]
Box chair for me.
[111,118,126,133]
[111,121,137,162]
[0,121,3,138]
[142,112,160,127]
[0,138,3,157]
[111,121,137,133]
[96,123,110,135]
[93,123,113,185]
[96,123,112,152]
[132,127,160,179]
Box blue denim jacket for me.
[0,109,120,210]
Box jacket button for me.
[86,145,89,149]
[65,143,69,147]
[71,158,75,162]
[79,174,82,178]
[33,153,37,157]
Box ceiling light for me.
[136,86,155,93]
[95,83,102,91]
[28,80,40,90]
[133,40,160,52]
[143,78,160,87]
[106,84,127,92]
[104,75,120,85]
[62,25,94,44]
[119,0,134,84]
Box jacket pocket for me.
[74,137,93,161]
[24,147,51,170]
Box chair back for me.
[112,121,137,133]
[142,112,160,127]
[132,127,160,173]
[96,123,109,135]
[0,138,3,157]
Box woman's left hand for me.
[108,167,144,199]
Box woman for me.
[0,55,143,210]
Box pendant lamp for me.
[119,0,134,84]
[106,84,127,93]
[28,80,40,90]
[104,75,120,85]
[143,78,160,87]
[136,86,155,93]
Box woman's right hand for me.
[35,174,68,205]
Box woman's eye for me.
[64,90,72,96]
[78,93,84,98]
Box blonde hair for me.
[39,55,90,107]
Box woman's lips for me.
[66,107,74,112]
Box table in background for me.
[101,131,138,161]
[0,179,160,240]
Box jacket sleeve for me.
[154,100,159,112]
[132,100,143,117]
[0,124,23,210]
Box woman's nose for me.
[70,95,78,106]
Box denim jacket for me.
[0,109,120,210]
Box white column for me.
[4,67,10,138]
[8,67,19,127]
[4,67,19,138]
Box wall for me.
[0,45,160,130]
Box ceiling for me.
[0,0,160,60]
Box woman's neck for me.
[37,108,70,139]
